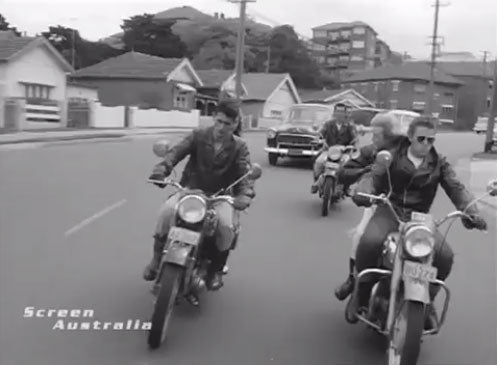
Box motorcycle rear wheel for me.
[388,301,424,365]
[148,264,183,349]
[321,176,334,217]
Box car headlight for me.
[267,129,276,139]
[327,146,342,161]
[404,225,435,258]
[177,195,207,224]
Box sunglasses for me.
[416,136,435,144]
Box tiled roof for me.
[312,21,371,31]
[0,34,36,61]
[240,73,289,100]
[299,88,344,102]
[71,52,183,79]
[343,62,464,85]
[197,69,234,88]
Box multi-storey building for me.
[310,21,397,79]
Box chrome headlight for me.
[267,129,277,139]
[177,195,207,224]
[327,146,342,161]
[404,225,435,258]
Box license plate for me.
[168,226,201,246]
[288,149,302,156]
[403,261,438,282]
[325,161,339,168]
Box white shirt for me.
[407,148,424,169]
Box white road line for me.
[64,199,127,237]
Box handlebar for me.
[147,179,234,205]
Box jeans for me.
[155,192,240,252]
[313,151,328,180]
[355,204,454,300]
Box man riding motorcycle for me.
[144,99,255,292]
[351,116,487,325]
[311,103,358,194]
[334,112,406,301]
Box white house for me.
[0,30,74,130]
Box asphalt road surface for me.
[0,132,496,365]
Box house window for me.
[488,97,492,108]
[23,83,52,99]
[414,84,426,93]
[341,30,351,37]
[329,31,339,39]
[353,27,365,35]
[174,94,188,108]
[351,55,363,61]
[314,30,327,38]
[441,104,454,114]
[489,80,493,89]
[391,79,400,92]
[352,40,365,48]
[390,100,398,109]
[270,110,282,118]
[412,101,425,110]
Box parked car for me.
[264,103,333,166]
[473,116,497,134]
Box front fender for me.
[164,245,193,266]
[403,276,430,304]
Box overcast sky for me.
[1,0,496,59]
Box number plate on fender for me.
[403,261,438,282]
[325,161,339,169]
[168,227,201,246]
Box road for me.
[0,132,496,365]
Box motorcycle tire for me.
[321,176,334,217]
[148,264,183,349]
[389,301,424,365]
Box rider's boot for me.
[206,249,229,291]
[335,258,355,301]
[143,235,166,281]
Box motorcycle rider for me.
[144,99,255,296]
[334,112,407,301]
[311,102,358,194]
[351,115,487,327]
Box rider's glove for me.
[148,164,169,188]
[233,195,251,211]
[352,193,373,208]
[462,214,487,231]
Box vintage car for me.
[264,103,334,166]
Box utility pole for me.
[482,51,490,77]
[228,0,256,103]
[484,58,497,152]
[426,0,449,116]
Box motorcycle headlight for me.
[267,129,276,139]
[177,195,207,224]
[404,226,435,258]
[327,146,342,161]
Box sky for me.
[1,0,496,59]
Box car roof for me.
[386,109,421,117]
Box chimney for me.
[214,12,218,19]
[221,13,225,19]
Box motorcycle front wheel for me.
[321,176,334,217]
[388,301,424,365]
[148,264,183,349]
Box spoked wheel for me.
[321,176,334,217]
[148,264,183,349]
[388,301,424,365]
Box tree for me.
[42,25,125,69]
[120,14,188,58]
[268,25,324,88]
[0,13,22,36]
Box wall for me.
[4,45,66,99]
[262,81,297,118]
[132,108,199,128]
[92,103,125,128]
[66,85,99,101]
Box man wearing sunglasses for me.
[144,100,255,300]
[351,116,487,328]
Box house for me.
[299,88,375,108]
[69,51,203,111]
[66,81,99,101]
[196,69,234,115]
[341,62,465,126]
[0,30,74,130]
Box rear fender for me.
[164,245,194,266]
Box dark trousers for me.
[355,205,454,300]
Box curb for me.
[0,133,127,145]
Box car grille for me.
[277,134,314,146]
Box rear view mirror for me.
[376,150,393,167]
[487,179,497,197]
[248,163,262,180]
[152,139,171,158]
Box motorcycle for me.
[146,139,262,350]
[317,144,356,216]
[344,150,497,365]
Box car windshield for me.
[287,107,332,124]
